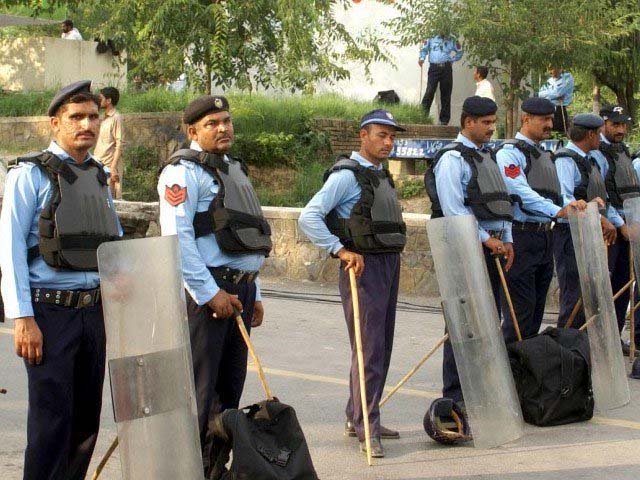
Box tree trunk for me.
[205,61,212,95]
[592,82,601,114]
[504,70,520,138]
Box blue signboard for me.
[389,138,563,159]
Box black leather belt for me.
[208,267,259,285]
[513,221,553,232]
[31,287,101,308]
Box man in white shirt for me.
[61,19,83,41]
[474,66,495,101]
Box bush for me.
[122,145,158,202]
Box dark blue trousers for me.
[24,302,106,480]
[339,252,400,441]
[187,280,256,476]
[442,246,502,403]
[501,229,554,343]
[553,224,586,328]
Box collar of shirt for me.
[104,108,117,118]
[599,133,611,145]
[566,142,587,158]
[515,132,537,147]
[47,141,93,163]
[455,133,481,150]
[349,151,383,170]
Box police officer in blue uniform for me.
[554,113,617,329]
[539,67,575,133]
[424,96,513,403]
[299,110,407,458]
[496,97,587,342]
[157,95,270,477]
[590,105,638,352]
[0,81,122,480]
[418,34,463,125]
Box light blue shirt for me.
[0,141,122,319]
[589,134,626,225]
[419,35,463,64]
[496,132,562,223]
[555,141,623,226]
[298,151,376,254]
[633,157,640,184]
[539,72,574,107]
[433,133,513,243]
[158,141,264,306]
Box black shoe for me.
[359,437,384,458]
[345,421,400,439]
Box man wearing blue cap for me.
[590,105,640,353]
[553,113,617,329]
[0,80,122,479]
[496,98,587,342]
[299,109,407,458]
[158,95,270,476]
[425,95,513,404]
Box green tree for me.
[387,0,633,136]
[63,0,388,94]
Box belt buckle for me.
[77,292,94,308]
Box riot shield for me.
[98,236,203,479]
[569,202,630,411]
[427,215,524,448]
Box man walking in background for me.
[94,87,125,199]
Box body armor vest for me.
[553,148,608,210]
[10,152,120,271]
[424,142,514,221]
[165,149,272,257]
[324,157,406,254]
[598,142,640,209]
[499,139,562,214]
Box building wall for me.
[0,37,126,92]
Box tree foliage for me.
[386,0,639,135]
[63,0,388,94]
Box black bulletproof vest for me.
[324,157,406,254]
[165,149,272,256]
[10,152,120,271]
[499,139,562,212]
[553,148,608,211]
[599,141,640,209]
[424,142,513,221]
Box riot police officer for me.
[424,96,512,404]
[496,97,587,342]
[554,113,617,329]
[299,109,407,458]
[157,95,270,477]
[0,81,122,480]
[590,105,638,349]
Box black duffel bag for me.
[211,399,319,480]
[507,327,594,426]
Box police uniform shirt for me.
[555,141,623,226]
[419,35,463,65]
[539,72,574,107]
[158,140,264,306]
[496,132,562,223]
[633,156,640,185]
[298,151,381,254]
[434,133,513,243]
[589,133,627,225]
[0,141,122,319]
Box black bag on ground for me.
[374,90,400,104]
[507,327,594,426]
[211,399,319,480]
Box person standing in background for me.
[94,87,125,199]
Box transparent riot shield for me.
[98,236,202,479]
[569,202,630,411]
[427,215,524,448]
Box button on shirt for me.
[419,35,463,65]
[555,141,623,226]
[298,152,379,254]
[158,141,264,306]
[539,72,574,107]
[0,141,122,319]
[434,133,513,243]
[496,132,561,223]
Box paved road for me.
[1,279,640,479]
